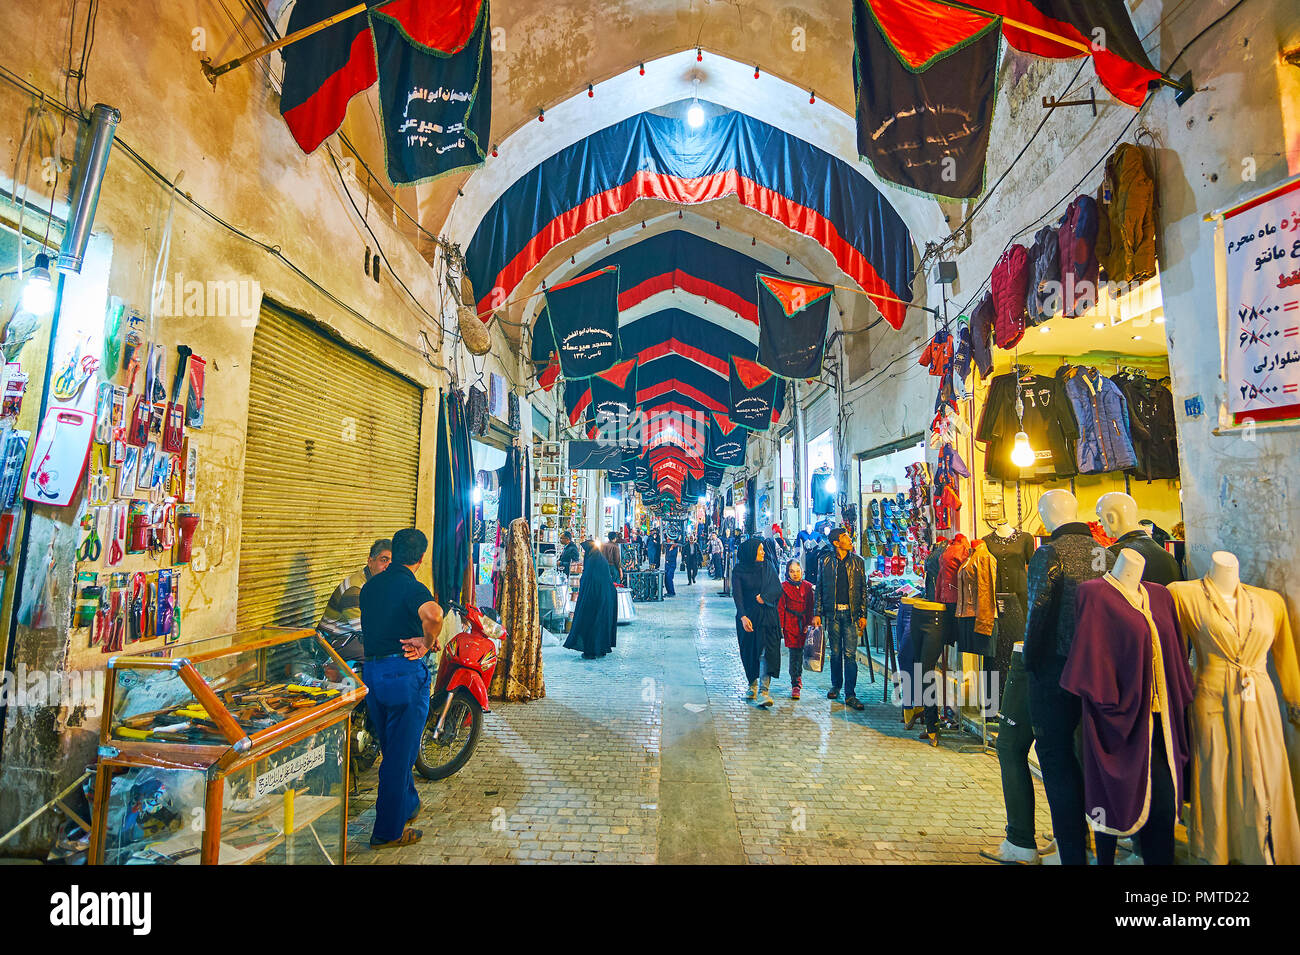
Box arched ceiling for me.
[431,47,947,496]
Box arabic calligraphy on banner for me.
[1223,177,1300,418]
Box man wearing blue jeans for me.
[812,527,868,711]
[359,527,444,849]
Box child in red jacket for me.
[778,559,816,699]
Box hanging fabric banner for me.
[371,0,491,186]
[703,464,725,488]
[589,358,639,443]
[729,356,779,431]
[853,0,1000,200]
[280,0,488,159]
[706,413,747,467]
[756,274,834,380]
[544,267,621,379]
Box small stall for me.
[89,627,365,865]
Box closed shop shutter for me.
[236,303,422,630]
[804,388,835,441]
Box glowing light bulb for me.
[687,102,705,128]
[1010,431,1035,468]
[21,253,54,313]
[472,486,483,504]
[826,476,838,494]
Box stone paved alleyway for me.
[346,578,1052,864]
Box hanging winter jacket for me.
[918,329,954,376]
[991,244,1030,349]
[1062,366,1137,474]
[1058,195,1100,317]
[1113,373,1179,480]
[1095,143,1157,285]
[970,293,995,379]
[976,372,1079,482]
[1026,224,1061,325]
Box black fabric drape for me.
[432,389,474,607]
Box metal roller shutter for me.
[804,388,835,441]
[236,303,422,629]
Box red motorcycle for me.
[415,603,502,780]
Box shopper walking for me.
[683,534,703,584]
[646,530,661,570]
[778,559,815,700]
[564,541,617,658]
[709,532,724,578]
[812,527,868,710]
[358,528,444,849]
[732,537,782,707]
[663,536,679,596]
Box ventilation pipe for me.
[57,103,120,274]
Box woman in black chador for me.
[732,537,782,707]
[564,540,617,659]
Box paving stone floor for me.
[346,577,1052,864]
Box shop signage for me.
[1220,176,1300,419]
[255,744,326,797]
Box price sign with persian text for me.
[1222,176,1300,419]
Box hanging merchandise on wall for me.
[23,407,95,507]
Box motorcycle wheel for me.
[415,688,482,780]
[350,712,380,773]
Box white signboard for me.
[255,744,326,797]
[1222,177,1300,417]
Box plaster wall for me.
[0,0,518,853]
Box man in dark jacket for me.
[557,531,581,577]
[812,527,868,710]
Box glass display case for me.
[88,627,366,865]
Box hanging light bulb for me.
[21,252,54,313]
[472,486,483,504]
[826,475,838,494]
[1011,430,1035,468]
[687,101,705,128]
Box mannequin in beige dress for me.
[1169,552,1300,864]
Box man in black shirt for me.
[557,531,581,576]
[359,527,445,849]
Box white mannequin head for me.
[1038,489,1078,533]
[1110,547,1146,594]
[1208,551,1240,599]
[1096,492,1141,539]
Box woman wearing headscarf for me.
[732,537,782,707]
[564,540,617,659]
[646,531,661,570]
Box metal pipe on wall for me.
[57,103,120,274]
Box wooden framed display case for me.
[88,627,366,865]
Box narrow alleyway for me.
[346,580,1051,864]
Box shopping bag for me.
[803,624,825,673]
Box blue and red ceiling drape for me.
[466,109,915,329]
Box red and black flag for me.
[755,274,834,380]
[729,356,779,431]
[279,0,490,183]
[854,0,1161,198]
[853,0,1000,200]
[589,358,639,424]
[543,266,621,380]
[706,413,748,468]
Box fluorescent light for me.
[1093,322,1105,330]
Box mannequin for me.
[1206,551,1239,613]
[1108,548,1146,596]
[1021,488,1116,865]
[993,520,1016,539]
[1038,488,1077,532]
[1097,492,1182,586]
[1063,566,1194,866]
[1169,552,1300,863]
